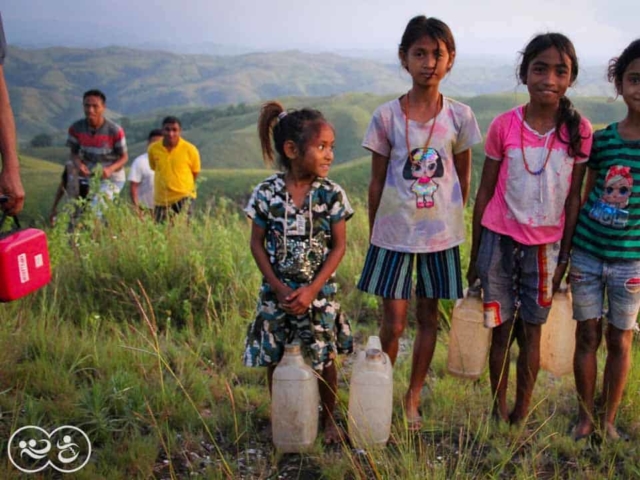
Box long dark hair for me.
[519,33,587,158]
[398,16,456,72]
[257,101,328,171]
[608,38,640,95]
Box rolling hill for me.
[6,46,409,139]
[6,46,617,140]
[18,91,627,227]
[21,92,627,173]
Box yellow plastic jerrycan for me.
[447,284,491,379]
[348,336,393,449]
[540,283,575,377]
[271,343,319,452]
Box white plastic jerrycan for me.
[447,284,491,380]
[271,343,319,452]
[540,283,575,377]
[348,336,393,448]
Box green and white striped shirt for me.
[573,123,640,260]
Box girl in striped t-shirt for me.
[571,39,640,441]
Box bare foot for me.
[323,421,342,445]
[491,408,509,423]
[508,409,528,426]
[404,393,422,431]
[572,420,594,441]
[602,422,628,441]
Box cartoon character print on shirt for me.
[402,147,444,209]
[589,165,633,229]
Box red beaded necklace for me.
[404,91,442,156]
[520,104,556,176]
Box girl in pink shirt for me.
[468,33,592,424]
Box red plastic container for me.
[0,227,51,302]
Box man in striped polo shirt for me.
[67,89,128,213]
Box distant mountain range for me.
[5,46,616,140]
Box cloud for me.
[3,0,638,61]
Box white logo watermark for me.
[7,425,92,473]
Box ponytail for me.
[556,96,586,159]
[257,101,286,169]
[257,101,329,172]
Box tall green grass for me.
[0,198,639,479]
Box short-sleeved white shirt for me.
[128,153,155,209]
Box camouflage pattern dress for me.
[243,173,354,371]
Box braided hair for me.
[519,33,587,159]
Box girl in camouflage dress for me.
[243,101,354,444]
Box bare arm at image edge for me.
[0,16,25,215]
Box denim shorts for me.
[476,229,559,328]
[569,248,640,330]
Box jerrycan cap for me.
[284,343,302,355]
[365,348,385,362]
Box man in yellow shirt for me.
[148,116,201,222]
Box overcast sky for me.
[3,0,638,63]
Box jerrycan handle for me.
[557,279,570,294]
[0,195,22,229]
[0,206,22,237]
[467,280,482,298]
[365,336,382,351]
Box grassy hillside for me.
[8,94,639,478]
[1,200,639,479]
[19,93,394,169]
[12,154,62,226]
[18,159,373,227]
[21,92,628,174]
[465,93,627,133]
[17,91,628,228]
